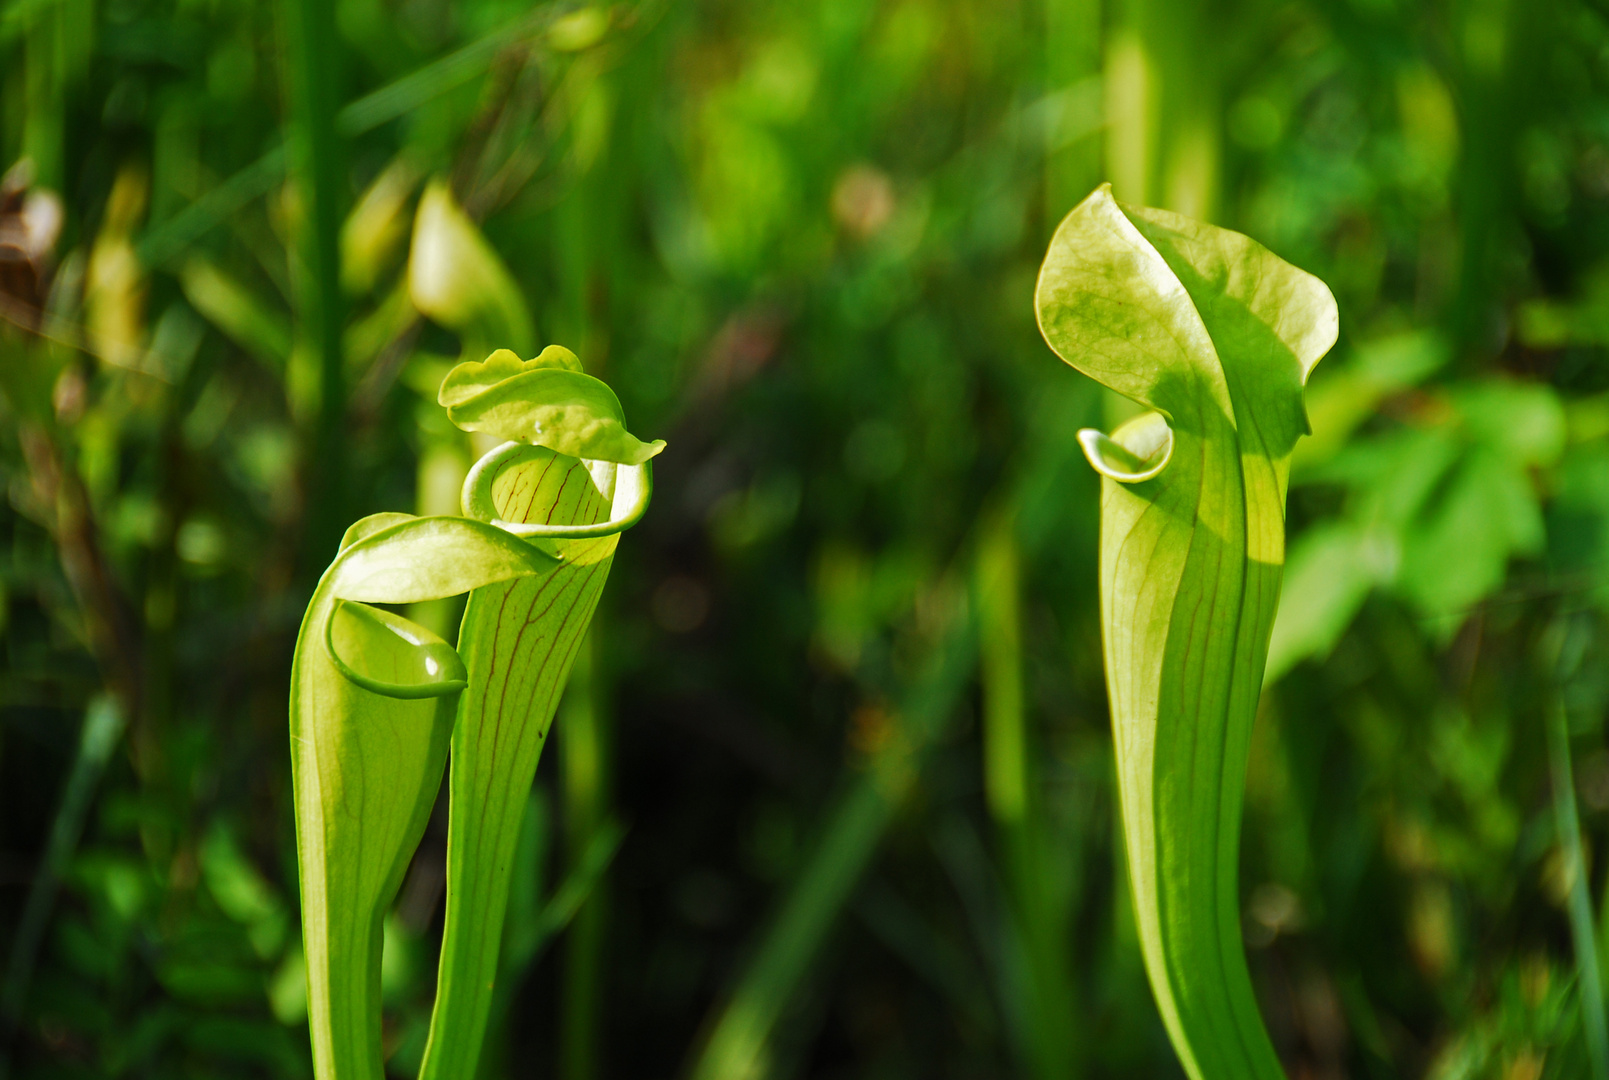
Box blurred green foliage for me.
[0,0,1607,1075]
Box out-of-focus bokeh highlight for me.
[2,0,1609,1076]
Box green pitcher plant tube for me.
[1034,185,1337,1080]
[289,344,663,1080]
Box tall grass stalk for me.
[1548,616,1609,1080]
[1043,0,1101,219]
[976,513,1079,1080]
[689,593,976,1080]
[279,0,346,558]
[561,630,609,1080]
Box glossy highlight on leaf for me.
[324,600,467,699]
[1035,184,1337,1080]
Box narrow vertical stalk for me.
[560,630,608,1080]
[1104,0,1220,220]
[978,515,1028,829]
[1102,28,1155,207]
[23,9,63,189]
[552,93,622,1075]
[976,514,1079,1080]
[690,785,894,1080]
[689,595,975,1080]
[1043,0,1101,218]
[1547,693,1609,1080]
[416,452,620,1080]
[280,0,347,560]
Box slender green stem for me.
[280,0,347,560]
[976,513,1079,1080]
[22,8,62,189]
[555,109,616,1074]
[688,596,976,1080]
[1547,695,1609,1080]
[1104,0,1220,218]
[1043,0,1101,218]
[690,782,894,1080]
[560,629,609,1080]
[978,514,1028,829]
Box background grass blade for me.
[1547,615,1609,1080]
[975,511,1080,1080]
[688,595,976,1080]
[279,0,347,560]
[561,630,610,1080]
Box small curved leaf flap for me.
[441,363,666,466]
[339,511,416,552]
[328,516,558,603]
[1079,412,1174,483]
[461,442,654,539]
[325,600,467,699]
[437,346,582,407]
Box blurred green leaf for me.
[341,158,417,295]
[1266,522,1392,683]
[408,180,534,356]
[180,255,292,370]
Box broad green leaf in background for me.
[1269,376,1567,668]
[1551,438,1609,612]
[1264,521,1394,684]
[1290,330,1447,476]
[1035,184,1337,1080]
